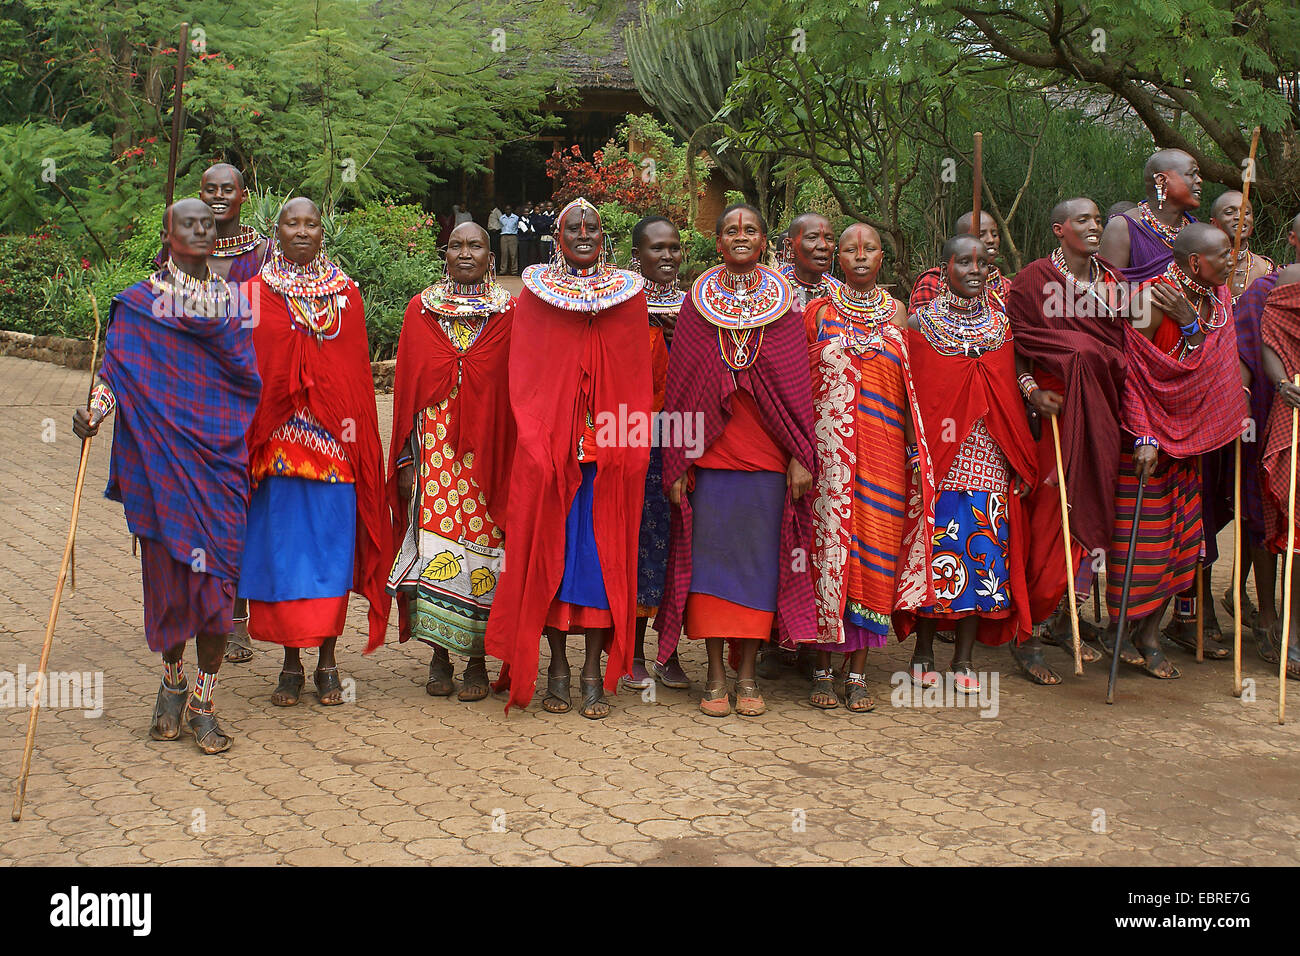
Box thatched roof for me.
[552,0,639,92]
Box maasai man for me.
[1098,148,1201,282]
[1258,263,1300,679]
[240,198,389,705]
[485,198,651,719]
[801,222,917,712]
[388,222,514,702]
[1236,213,1300,657]
[73,199,260,754]
[1006,198,1127,685]
[895,234,1038,694]
[152,163,270,664]
[1105,223,1247,678]
[621,215,689,692]
[779,212,842,314]
[909,211,1010,315]
[657,203,817,718]
[1210,191,1275,303]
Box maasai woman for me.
[657,203,818,718]
[779,212,842,315]
[388,223,514,702]
[241,198,390,706]
[621,215,690,692]
[895,234,1038,694]
[802,222,918,712]
[485,198,651,719]
[908,212,1010,316]
[75,199,260,754]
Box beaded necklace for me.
[692,264,792,330]
[261,250,352,343]
[917,289,1006,357]
[420,278,511,318]
[644,278,686,315]
[1164,262,1227,332]
[1137,200,1187,249]
[212,224,263,258]
[522,261,642,313]
[717,326,765,370]
[1050,248,1119,318]
[151,257,233,318]
[829,284,896,353]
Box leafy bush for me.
[0,229,85,336]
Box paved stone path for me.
[1,354,1296,865]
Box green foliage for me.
[0,230,82,335]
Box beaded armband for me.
[1017,372,1039,400]
[905,442,920,473]
[88,382,116,421]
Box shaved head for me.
[941,233,982,263]
[1143,149,1193,186]
[1210,190,1245,221]
[1173,222,1229,260]
[1050,197,1095,226]
[165,197,210,231]
[787,211,830,239]
[839,222,880,246]
[278,196,320,223]
[1292,211,1300,235]
[202,162,245,190]
[954,210,995,234]
[449,220,489,245]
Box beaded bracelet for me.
[1134,436,1159,451]
[905,443,920,472]
[1017,372,1039,400]
[1180,319,1201,337]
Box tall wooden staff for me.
[164,23,191,210]
[1051,417,1084,673]
[1108,471,1148,704]
[1232,126,1262,697]
[12,297,102,822]
[1281,373,1299,725]
[970,132,983,235]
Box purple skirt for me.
[689,468,784,611]
[140,538,235,652]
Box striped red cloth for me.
[1260,280,1300,552]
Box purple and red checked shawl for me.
[654,290,818,661]
[1231,271,1280,543]
[100,279,261,582]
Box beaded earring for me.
[630,251,642,275]
[1156,177,1166,210]
[487,253,498,286]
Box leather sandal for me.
[313,666,344,706]
[184,704,232,755]
[426,653,455,697]
[844,674,875,713]
[699,680,731,717]
[458,659,491,702]
[733,678,766,717]
[271,668,305,707]
[223,622,253,664]
[809,669,839,710]
[149,680,189,740]
[579,675,610,720]
[541,672,571,713]
[908,654,940,688]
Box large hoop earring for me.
[487,253,498,286]
[630,251,642,276]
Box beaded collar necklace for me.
[151,257,233,318]
[212,224,263,258]
[421,278,511,318]
[779,262,842,293]
[830,284,896,354]
[1164,262,1227,332]
[261,250,351,343]
[1137,201,1188,249]
[644,278,686,315]
[692,264,792,330]
[522,261,642,313]
[917,289,1007,356]
[1051,248,1120,318]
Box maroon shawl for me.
[654,293,817,659]
[1121,277,1246,458]
[386,294,516,642]
[247,277,391,650]
[1260,281,1300,550]
[484,287,652,712]
[1006,255,1126,552]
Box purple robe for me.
[1118,211,1197,283]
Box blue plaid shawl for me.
[101,279,261,581]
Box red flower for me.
[80,257,91,269]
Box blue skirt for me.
[557,462,609,609]
[637,448,670,607]
[921,489,1010,616]
[238,476,356,602]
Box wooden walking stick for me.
[1229,127,1260,697]
[13,296,102,822]
[164,22,191,210]
[970,132,983,234]
[1050,415,1084,675]
[1108,470,1148,704]
[1233,437,1244,696]
[1195,455,1204,663]
[1280,374,1299,725]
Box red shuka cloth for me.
[385,294,516,641]
[1006,256,1127,622]
[484,287,652,712]
[894,329,1040,646]
[1120,276,1247,458]
[655,293,818,659]
[246,277,391,650]
[1260,281,1300,551]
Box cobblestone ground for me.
[1,354,1297,866]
